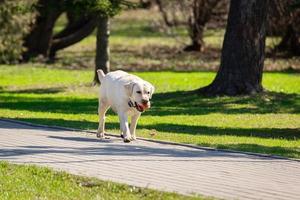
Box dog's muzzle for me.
[128,100,150,112]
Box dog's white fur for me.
[97,70,154,142]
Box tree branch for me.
[49,17,97,59]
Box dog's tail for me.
[97,69,105,83]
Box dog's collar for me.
[128,100,143,112]
[128,100,135,108]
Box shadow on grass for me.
[139,123,300,140]
[0,95,98,115]
[111,25,171,38]
[147,90,300,115]
[5,117,299,140]
[214,143,300,158]
[0,89,299,115]
[0,87,65,94]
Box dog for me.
[96,70,155,142]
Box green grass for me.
[0,162,204,200]
[0,65,299,158]
[1,8,299,200]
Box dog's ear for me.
[124,82,136,97]
[149,84,155,99]
[144,81,155,99]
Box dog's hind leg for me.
[97,100,110,138]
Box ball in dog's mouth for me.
[135,102,150,112]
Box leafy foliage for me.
[0,0,36,63]
[67,0,137,17]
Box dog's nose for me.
[141,99,149,104]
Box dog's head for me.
[125,81,155,112]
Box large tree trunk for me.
[22,0,63,60]
[94,16,110,84]
[184,0,219,52]
[198,0,269,96]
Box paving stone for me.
[0,120,300,200]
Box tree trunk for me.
[52,10,87,40]
[273,4,300,56]
[275,25,300,56]
[94,16,110,84]
[184,0,219,52]
[155,0,174,27]
[198,0,269,96]
[49,17,97,59]
[140,0,156,9]
[22,0,63,60]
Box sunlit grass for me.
[0,162,204,200]
[0,65,299,158]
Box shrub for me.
[0,0,36,63]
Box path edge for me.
[1,118,299,162]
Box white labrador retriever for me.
[96,70,154,142]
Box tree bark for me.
[22,0,63,60]
[198,0,269,96]
[155,0,174,27]
[273,4,300,56]
[275,25,300,56]
[140,0,156,9]
[49,17,97,59]
[184,0,219,52]
[94,16,110,84]
[52,10,87,40]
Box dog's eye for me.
[136,91,142,94]
[147,91,150,94]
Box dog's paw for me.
[123,135,132,143]
[123,138,131,143]
[96,132,105,138]
[131,136,137,141]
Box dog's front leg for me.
[119,113,131,143]
[130,113,141,141]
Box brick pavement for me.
[0,119,300,200]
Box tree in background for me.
[22,0,64,60]
[269,0,300,56]
[155,0,190,27]
[49,10,97,59]
[199,0,269,96]
[95,16,110,82]
[0,0,36,63]
[89,0,135,83]
[184,0,220,52]
[154,0,227,52]
[18,0,134,83]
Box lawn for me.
[0,162,204,200]
[0,65,299,158]
[0,8,299,199]
[0,8,300,158]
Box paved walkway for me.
[1,119,300,200]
